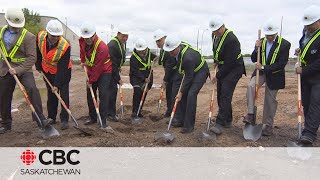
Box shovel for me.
[155,75,185,143]
[199,68,217,141]
[0,48,59,138]
[132,59,157,124]
[83,66,103,128]
[157,87,164,113]
[287,53,304,147]
[119,84,124,117]
[41,72,92,136]
[243,29,263,141]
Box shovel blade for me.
[198,131,217,141]
[154,130,175,143]
[39,125,60,138]
[131,116,143,125]
[243,123,263,141]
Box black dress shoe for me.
[61,122,69,130]
[171,121,183,128]
[84,119,96,125]
[0,127,11,134]
[180,128,194,134]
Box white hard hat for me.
[5,8,25,28]
[118,24,129,35]
[153,29,166,41]
[80,22,96,38]
[209,15,224,32]
[135,38,148,51]
[302,5,320,26]
[163,35,181,52]
[46,20,63,36]
[263,19,279,35]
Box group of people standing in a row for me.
[0,5,319,146]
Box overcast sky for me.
[1,0,320,56]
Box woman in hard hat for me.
[129,38,156,118]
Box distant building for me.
[0,13,80,60]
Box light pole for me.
[64,17,67,38]
[200,29,208,53]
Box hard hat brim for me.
[264,30,278,36]
[301,19,318,26]
[118,31,129,35]
[135,46,147,51]
[163,42,180,52]
[81,32,95,39]
[5,18,25,28]
[46,28,63,36]
[209,24,222,32]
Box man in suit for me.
[0,8,52,134]
[243,19,291,136]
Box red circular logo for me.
[20,150,36,165]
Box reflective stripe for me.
[112,37,126,66]
[261,36,282,66]
[86,38,102,67]
[133,49,151,70]
[0,25,27,62]
[213,30,231,64]
[300,30,320,65]
[159,50,165,65]
[178,44,205,74]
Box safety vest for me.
[212,30,242,64]
[38,31,71,74]
[133,49,151,70]
[111,37,126,66]
[178,43,205,74]
[0,25,27,63]
[300,30,320,65]
[261,36,282,66]
[85,38,110,67]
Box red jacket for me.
[79,35,112,84]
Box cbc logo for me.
[20,149,80,165]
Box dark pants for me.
[87,73,111,127]
[170,72,183,113]
[0,73,16,129]
[0,72,46,128]
[165,79,173,114]
[132,76,153,114]
[301,81,320,141]
[107,77,118,117]
[175,68,208,130]
[216,66,243,126]
[43,72,70,122]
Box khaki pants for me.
[246,74,278,126]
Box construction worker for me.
[163,36,209,133]
[106,25,129,122]
[79,22,113,131]
[129,38,156,118]
[295,5,320,146]
[208,15,246,135]
[153,29,179,117]
[0,8,52,134]
[243,19,291,136]
[35,20,72,130]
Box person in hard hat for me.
[79,22,113,132]
[106,24,129,122]
[35,19,72,130]
[163,36,209,133]
[129,38,156,118]
[208,15,246,135]
[0,8,53,134]
[295,5,320,146]
[153,29,180,118]
[243,19,291,136]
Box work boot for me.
[84,119,96,125]
[61,121,69,130]
[101,126,115,134]
[180,127,194,134]
[210,123,224,135]
[48,118,56,124]
[0,126,11,134]
[243,114,254,124]
[298,135,313,146]
[262,124,273,136]
[171,118,183,128]
[108,115,119,122]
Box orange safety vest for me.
[37,31,72,74]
